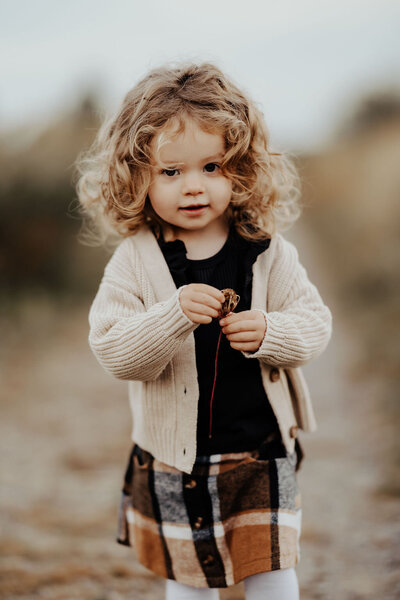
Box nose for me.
[181,171,205,196]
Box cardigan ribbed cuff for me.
[242,310,287,363]
[89,285,198,381]
[243,309,285,364]
[242,307,332,367]
[156,285,198,337]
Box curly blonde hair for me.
[75,61,302,246]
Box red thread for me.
[209,329,223,438]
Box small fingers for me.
[221,320,259,334]
[194,292,224,312]
[189,301,220,319]
[229,341,260,351]
[219,310,256,323]
[186,311,213,324]
[191,284,225,304]
[226,331,259,342]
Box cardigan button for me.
[184,479,197,489]
[202,554,214,565]
[289,425,299,438]
[194,516,203,529]
[269,367,280,382]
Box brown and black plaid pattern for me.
[117,442,301,589]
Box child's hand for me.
[180,284,225,325]
[219,310,267,352]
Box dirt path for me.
[1,228,399,599]
[291,227,400,600]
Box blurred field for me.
[1,91,399,599]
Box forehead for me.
[151,119,225,164]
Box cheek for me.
[147,185,157,211]
[147,180,169,213]
[218,178,233,202]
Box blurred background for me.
[1,1,399,598]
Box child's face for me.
[148,119,232,236]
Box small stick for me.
[209,288,240,438]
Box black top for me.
[157,225,282,455]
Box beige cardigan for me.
[88,225,332,473]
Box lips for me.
[180,204,208,210]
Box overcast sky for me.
[1,0,399,151]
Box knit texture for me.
[88,226,332,473]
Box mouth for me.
[180,204,209,211]
[179,204,209,216]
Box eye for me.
[204,162,220,173]
[161,168,179,177]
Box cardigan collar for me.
[130,223,272,306]
[130,225,178,303]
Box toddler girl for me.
[76,62,332,600]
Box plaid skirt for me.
[117,436,302,589]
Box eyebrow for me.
[204,153,224,162]
[159,153,225,165]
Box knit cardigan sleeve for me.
[243,234,332,367]
[88,239,197,381]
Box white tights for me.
[165,568,299,599]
